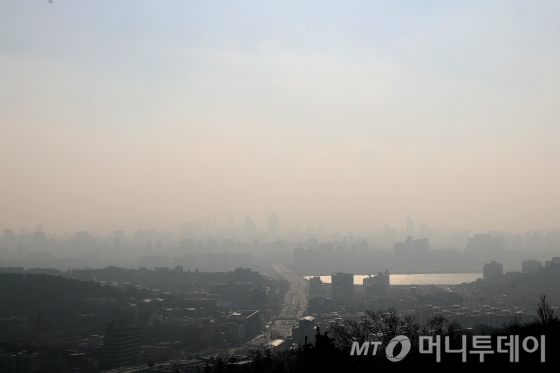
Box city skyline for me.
[2,213,560,239]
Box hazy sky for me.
[1,1,559,234]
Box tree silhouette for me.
[329,306,419,350]
[251,349,263,373]
[536,294,557,326]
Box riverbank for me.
[305,273,483,285]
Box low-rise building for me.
[226,310,261,340]
[292,316,317,345]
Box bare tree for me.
[329,314,373,350]
[424,315,446,337]
[365,307,402,343]
[536,295,557,326]
[329,307,421,350]
[422,315,462,343]
[402,314,420,342]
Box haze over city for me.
[2,2,560,372]
[1,1,560,235]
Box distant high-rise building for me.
[524,231,532,249]
[544,231,560,251]
[104,320,141,368]
[331,272,354,300]
[394,236,413,256]
[268,213,280,234]
[363,270,390,288]
[483,261,503,281]
[223,238,234,251]
[406,216,415,237]
[3,229,15,244]
[243,216,258,238]
[413,238,429,257]
[512,235,523,250]
[75,231,89,241]
[145,229,155,242]
[530,231,544,251]
[35,225,43,233]
[384,225,396,248]
[33,231,45,244]
[395,237,428,258]
[467,234,505,253]
[522,260,542,273]
[364,270,390,296]
[332,285,344,301]
[16,246,25,258]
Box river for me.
[304,273,482,285]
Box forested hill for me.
[0,273,122,322]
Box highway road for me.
[238,265,309,348]
[269,264,309,339]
